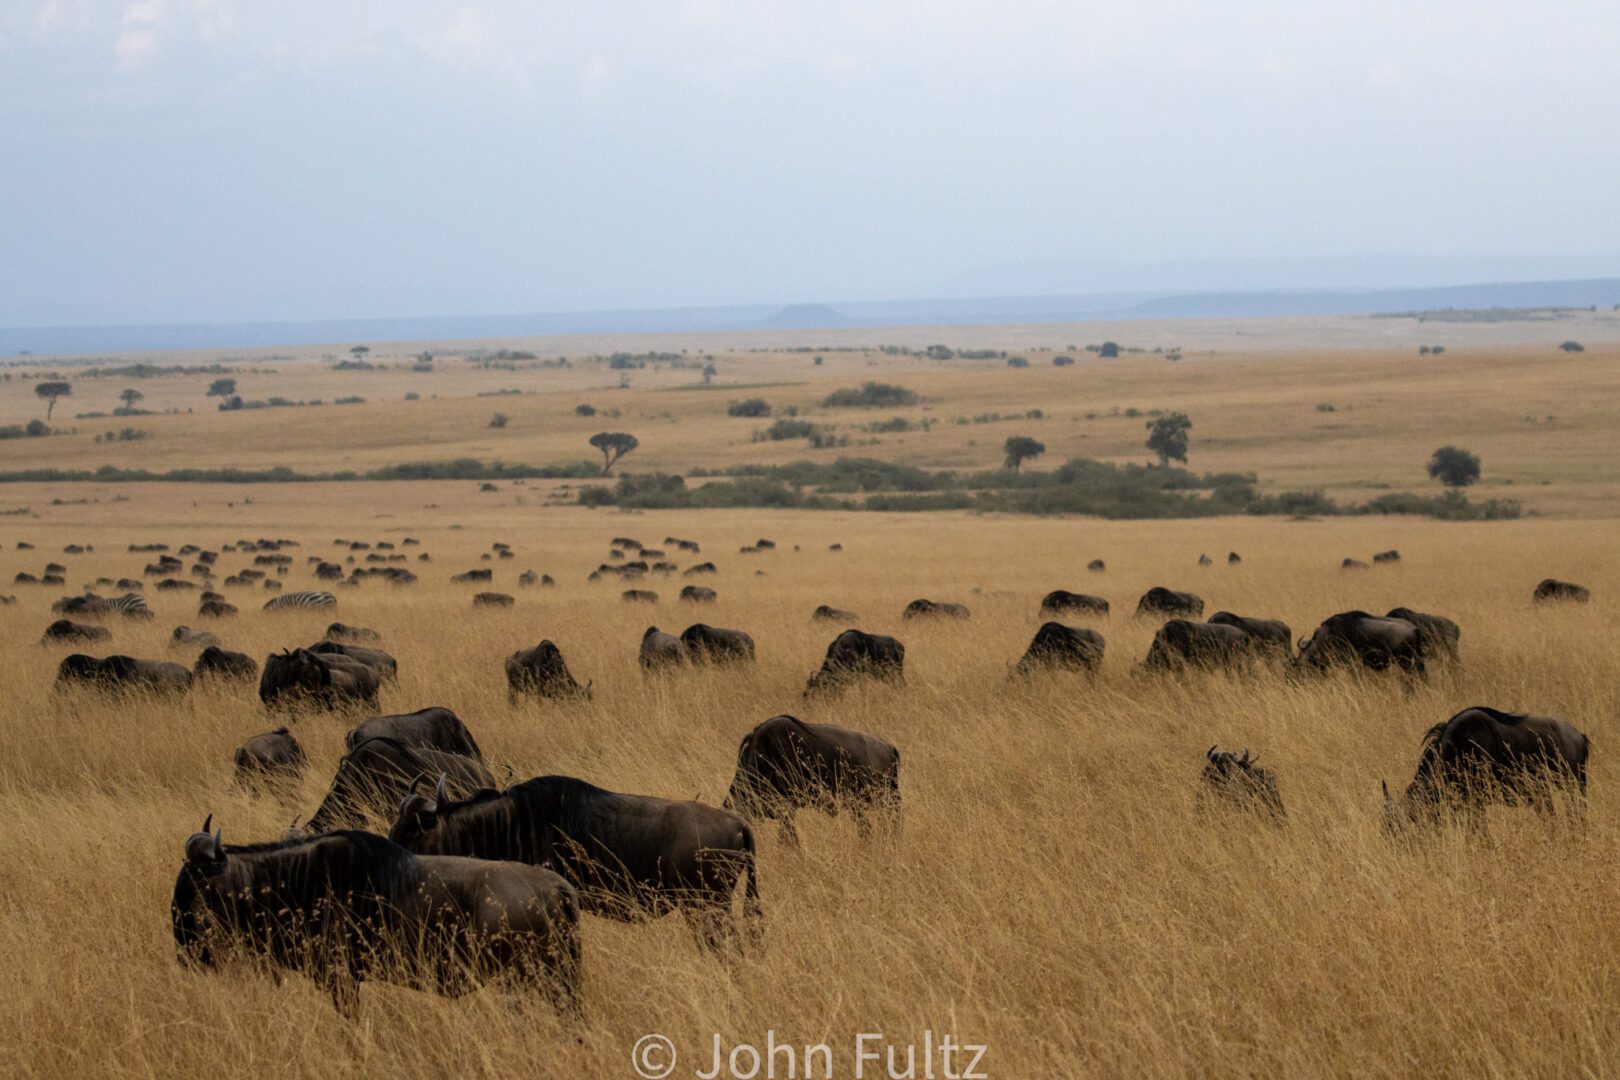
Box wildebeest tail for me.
[741,820,762,932]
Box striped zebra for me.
[104,592,153,619]
[262,590,337,613]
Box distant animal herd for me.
[3,532,1598,1016]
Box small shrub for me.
[489,413,509,429]
[822,382,918,408]
[1560,341,1585,353]
[1053,355,1075,367]
[576,486,617,507]
[727,398,772,418]
[575,403,597,417]
[1007,356,1029,368]
[1097,341,1122,358]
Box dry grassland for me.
[2,503,1616,1079]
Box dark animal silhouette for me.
[724,715,900,844]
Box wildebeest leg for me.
[328,970,361,1020]
[778,811,800,847]
[684,903,731,954]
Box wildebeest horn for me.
[405,771,429,794]
[1241,748,1250,765]
[433,772,448,806]
[1381,780,1391,803]
[201,813,212,834]
[397,791,432,817]
[1206,745,1218,761]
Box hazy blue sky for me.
[3,1,1618,326]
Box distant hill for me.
[756,303,856,329]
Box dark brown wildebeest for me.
[172,825,580,1016]
[1198,553,1213,566]
[680,623,756,663]
[391,774,760,949]
[259,648,380,711]
[1385,607,1460,662]
[901,598,970,621]
[1135,587,1204,619]
[346,707,484,761]
[194,646,259,681]
[1143,619,1256,672]
[325,622,380,643]
[518,570,538,587]
[301,736,495,833]
[639,626,690,670]
[811,604,858,623]
[472,591,514,608]
[1373,549,1401,564]
[828,543,843,552]
[198,599,237,618]
[724,715,900,844]
[1039,590,1109,618]
[1227,551,1242,564]
[1534,578,1590,604]
[1199,746,1284,820]
[622,589,659,604]
[307,640,398,682]
[233,727,306,786]
[1384,706,1589,829]
[1342,557,1369,570]
[170,626,219,649]
[450,568,493,584]
[1087,559,1106,572]
[683,562,717,576]
[41,619,110,644]
[1013,622,1105,675]
[505,641,592,702]
[1294,611,1426,676]
[56,653,192,694]
[805,629,905,695]
[1207,612,1293,660]
[679,585,717,603]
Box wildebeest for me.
[450,569,493,584]
[233,727,307,785]
[811,604,858,623]
[505,641,592,702]
[1294,611,1427,676]
[1384,707,1590,828]
[683,561,717,576]
[1198,553,1213,566]
[194,645,259,681]
[1039,590,1109,618]
[724,715,900,844]
[172,825,580,1015]
[1342,557,1370,570]
[307,640,398,682]
[1143,619,1256,672]
[1385,607,1460,662]
[638,626,690,669]
[804,629,905,695]
[197,599,237,618]
[1207,612,1293,660]
[56,653,192,694]
[1087,559,1106,572]
[680,623,756,664]
[1199,746,1284,819]
[622,589,659,604]
[472,591,514,608]
[391,775,760,947]
[258,648,381,711]
[301,736,495,833]
[1227,551,1242,564]
[41,619,110,644]
[1135,587,1204,619]
[1534,578,1590,604]
[325,622,380,643]
[346,707,484,760]
[1373,549,1401,564]
[679,585,717,603]
[170,626,219,649]
[901,598,970,621]
[1013,621,1105,674]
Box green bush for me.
[822,382,918,408]
[727,398,772,418]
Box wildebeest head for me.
[172,815,227,968]
[1200,745,1284,819]
[390,774,451,849]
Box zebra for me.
[262,590,337,613]
[104,592,153,619]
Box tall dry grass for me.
[1,510,1616,1078]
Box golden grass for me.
[2,507,1616,1078]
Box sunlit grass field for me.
[2,505,1615,1078]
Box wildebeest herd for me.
[9,531,1599,1018]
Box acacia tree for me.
[589,431,639,475]
[1003,435,1046,472]
[1427,446,1480,487]
[35,381,70,419]
[206,377,237,398]
[118,388,144,412]
[349,345,370,362]
[1145,412,1192,466]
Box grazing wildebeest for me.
[41,619,110,644]
[172,825,580,1015]
[901,599,971,621]
[1199,746,1284,820]
[1385,607,1460,662]
[1087,559,1106,572]
[1384,707,1590,828]
[680,623,756,664]
[302,736,495,833]
[1039,590,1109,618]
[683,562,717,576]
[1294,611,1426,676]
[1013,622,1105,675]
[391,775,760,948]
[639,626,690,670]
[450,569,493,584]
[1227,551,1242,564]
[1534,578,1590,604]
[325,622,380,643]
[1198,553,1213,566]
[724,715,900,844]
[233,728,306,785]
[1135,587,1204,619]
[197,599,237,618]
[194,645,259,681]
[622,589,659,604]
[1207,612,1293,660]
[805,629,905,695]
[346,707,484,761]
[307,640,398,682]
[56,653,192,694]
[505,641,592,702]
[1143,620,1256,672]
[258,648,380,711]
[473,591,514,608]
[679,585,717,603]
[811,604,858,623]
[1373,549,1401,564]
[170,626,219,649]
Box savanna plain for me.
[2,317,1617,1079]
